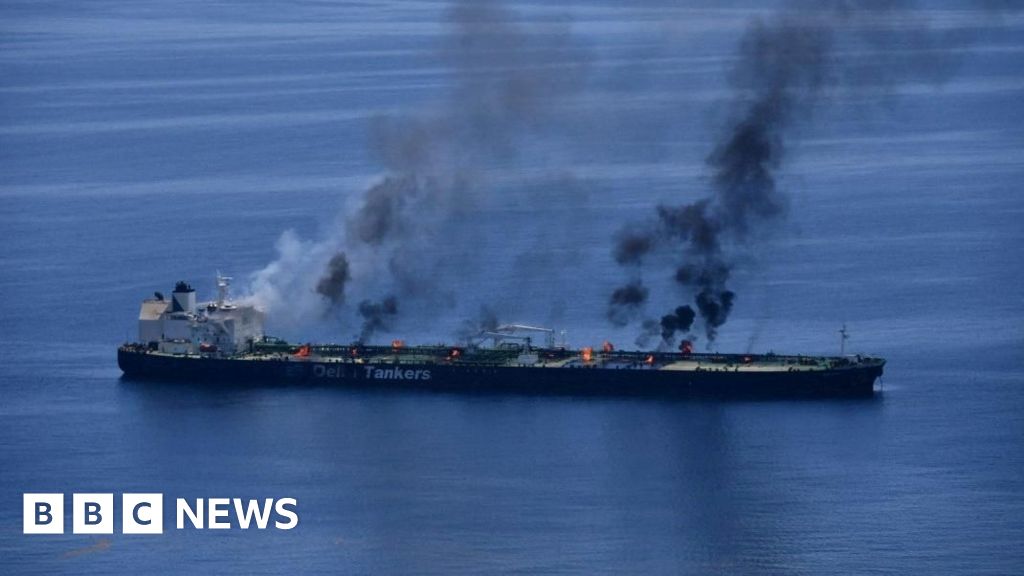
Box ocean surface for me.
[1,1,1022,574]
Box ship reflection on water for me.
[112,378,882,573]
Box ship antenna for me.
[216,272,233,306]
[839,324,849,356]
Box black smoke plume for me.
[607,281,649,326]
[357,296,398,343]
[634,318,663,350]
[315,252,350,305]
[349,176,419,247]
[456,305,501,345]
[612,230,655,266]
[610,1,991,346]
[656,15,826,342]
[660,305,696,343]
[293,0,587,342]
[694,290,734,341]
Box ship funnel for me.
[171,281,196,313]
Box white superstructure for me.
[137,275,264,355]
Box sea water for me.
[1,1,1022,574]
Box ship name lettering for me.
[363,366,431,381]
[312,364,343,379]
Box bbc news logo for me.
[23,493,298,534]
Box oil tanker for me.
[117,278,885,398]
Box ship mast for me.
[838,324,849,356]
[216,272,233,306]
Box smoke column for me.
[357,296,398,343]
[456,305,501,345]
[315,253,350,305]
[608,281,649,327]
[248,0,587,340]
[608,0,993,347]
[245,0,1009,344]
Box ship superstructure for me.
[137,276,263,356]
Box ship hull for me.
[118,349,882,398]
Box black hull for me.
[117,349,882,399]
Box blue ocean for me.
[1,1,1022,574]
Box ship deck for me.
[123,341,883,374]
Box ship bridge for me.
[137,275,264,355]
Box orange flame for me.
[581,347,593,362]
[602,341,614,353]
[645,354,655,365]
[295,345,311,357]
[391,339,405,350]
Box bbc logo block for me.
[23,493,163,535]
[122,493,163,534]
[23,494,64,535]
[72,493,113,534]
